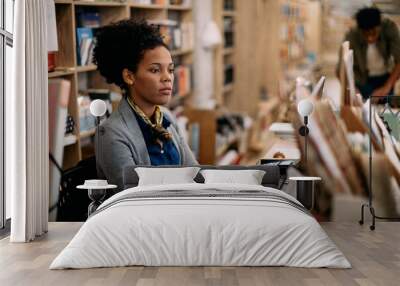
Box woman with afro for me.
[93,19,197,192]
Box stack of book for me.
[48,79,71,215]
[180,22,194,51]
[215,113,250,164]
[77,95,96,133]
[76,9,101,66]
[223,0,234,11]
[150,19,194,51]
[223,17,234,48]
[224,64,234,85]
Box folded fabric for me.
[135,167,200,186]
[200,169,265,185]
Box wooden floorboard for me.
[0,222,399,286]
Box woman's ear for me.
[122,68,135,86]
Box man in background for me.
[337,7,400,100]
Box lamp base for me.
[299,126,309,136]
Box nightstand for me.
[260,159,300,189]
[289,176,321,210]
[77,180,117,216]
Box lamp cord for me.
[369,97,372,206]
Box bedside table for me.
[77,180,117,216]
[289,176,321,210]
[260,159,300,189]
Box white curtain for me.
[7,0,49,242]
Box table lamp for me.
[297,99,314,164]
[90,99,107,170]
[80,99,109,216]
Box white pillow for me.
[200,169,266,185]
[135,167,201,186]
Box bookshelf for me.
[50,0,194,169]
[262,0,322,98]
[213,0,236,109]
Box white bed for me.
[50,183,350,269]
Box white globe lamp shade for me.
[90,99,107,117]
[297,99,314,117]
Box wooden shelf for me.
[51,0,194,169]
[80,129,96,139]
[74,1,125,7]
[55,0,73,4]
[75,64,97,73]
[171,49,193,57]
[222,11,236,17]
[167,5,191,11]
[223,47,234,55]
[48,69,75,78]
[63,134,78,146]
[129,3,165,9]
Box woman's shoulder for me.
[98,106,130,141]
[101,98,134,132]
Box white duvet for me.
[50,183,351,269]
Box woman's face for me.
[131,46,174,106]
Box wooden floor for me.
[0,222,399,286]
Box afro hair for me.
[355,7,382,30]
[93,19,168,91]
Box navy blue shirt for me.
[134,112,181,165]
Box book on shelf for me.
[132,0,166,5]
[77,94,96,133]
[76,27,95,66]
[49,79,71,155]
[76,9,101,28]
[180,22,194,50]
[223,0,234,11]
[48,79,71,218]
[172,64,192,97]
[169,0,192,5]
[75,8,101,66]
[224,64,234,85]
[149,19,194,51]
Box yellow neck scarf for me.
[127,96,172,141]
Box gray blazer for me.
[95,97,198,192]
